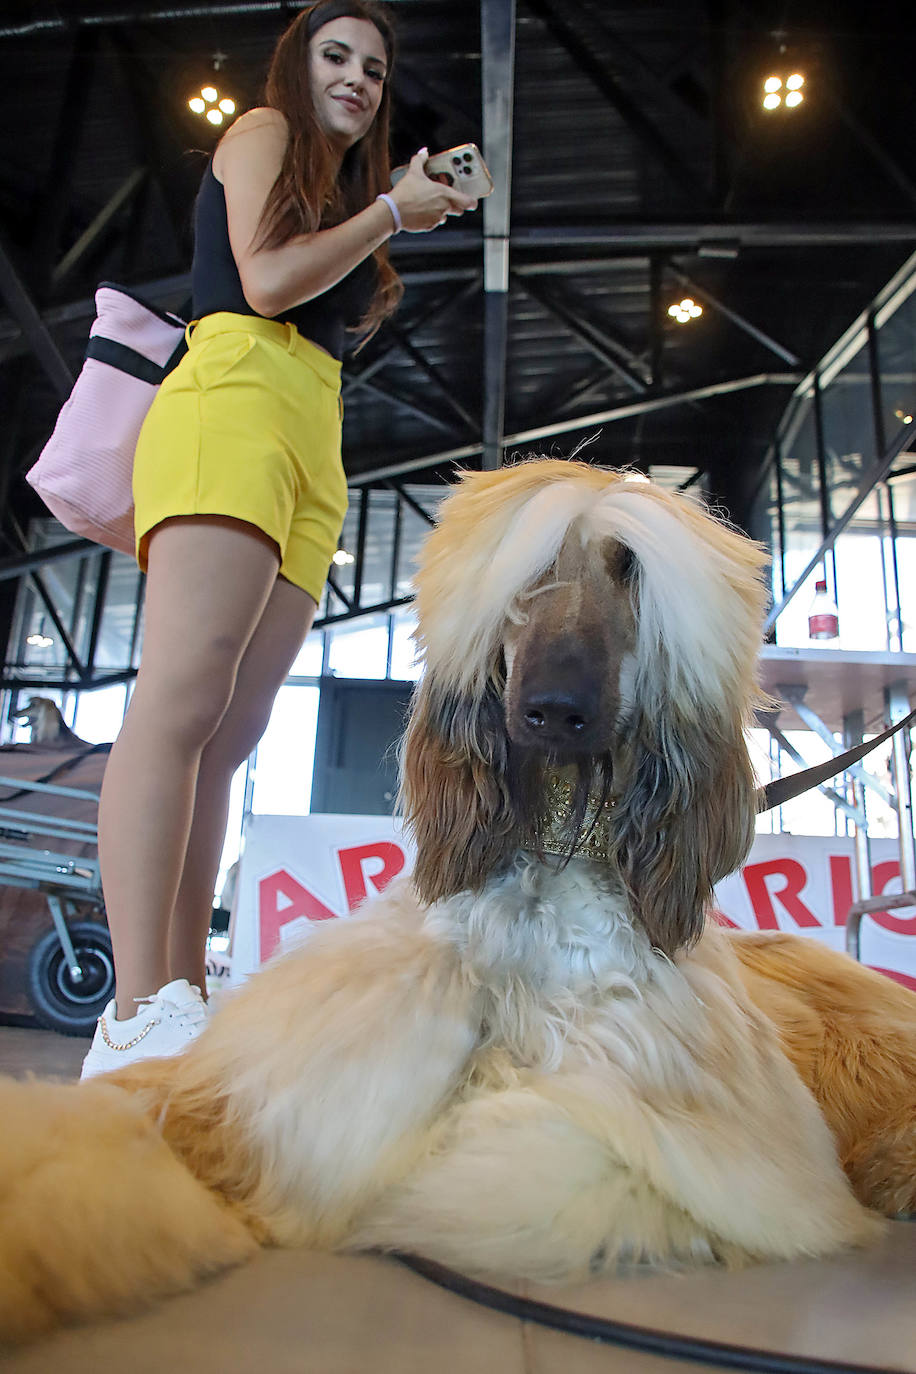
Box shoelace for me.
[134,988,209,1029]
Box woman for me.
[81,0,476,1077]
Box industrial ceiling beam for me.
[516,274,650,394]
[575,0,711,139]
[523,0,703,205]
[480,0,515,471]
[342,369,460,435]
[346,371,801,486]
[342,284,464,399]
[0,235,73,401]
[390,222,916,256]
[106,30,192,254]
[666,261,801,367]
[51,167,148,291]
[33,28,99,299]
[387,323,480,434]
[1,218,911,357]
[0,275,481,364]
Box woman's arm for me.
[215,108,475,320]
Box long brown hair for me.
[258,0,403,339]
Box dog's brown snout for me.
[516,667,602,754]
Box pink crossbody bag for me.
[27,283,188,557]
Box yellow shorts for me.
[133,312,347,603]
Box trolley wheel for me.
[26,921,114,1037]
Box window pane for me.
[289,628,324,677]
[389,607,422,680]
[250,685,320,815]
[72,685,128,743]
[877,285,916,452]
[820,340,876,516]
[327,615,389,679]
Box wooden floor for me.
[2,1024,915,1374]
[0,1022,88,1079]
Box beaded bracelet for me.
[375,192,402,234]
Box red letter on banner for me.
[338,841,406,912]
[869,860,916,935]
[742,859,820,929]
[258,869,338,963]
[830,853,855,926]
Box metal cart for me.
[0,771,112,1035]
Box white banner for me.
[714,833,915,987]
[230,813,413,980]
[230,817,915,990]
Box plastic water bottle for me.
[808,578,839,641]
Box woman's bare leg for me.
[98,518,281,1017]
[167,577,317,993]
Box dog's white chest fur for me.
[425,855,659,1068]
[338,861,876,1279]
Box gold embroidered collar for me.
[521,766,616,863]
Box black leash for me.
[758,707,916,813]
[396,1253,905,1374]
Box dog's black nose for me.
[519,689,596,749]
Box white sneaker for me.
[80,978,209,1081]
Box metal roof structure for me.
[0,0,914,675]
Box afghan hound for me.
[2,458,913,1346]
[10,695,87,748]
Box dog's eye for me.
[605,543,638,584]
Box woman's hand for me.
[389,148,478,232]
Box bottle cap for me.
[815,579,827,592]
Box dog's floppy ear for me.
[610,708,758,957]
[399,673,518,906]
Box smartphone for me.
[390,143,494,199]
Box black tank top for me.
[191,162,377,360]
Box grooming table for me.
[2,1224,913,1372]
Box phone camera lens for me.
[463,152,473,162]
[451,156,461,166]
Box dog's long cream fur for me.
[1,458,912,1345]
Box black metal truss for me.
[479,0,515,471]
[0,480,445,686]
[515,274,651,395]
[0,236,74,401]
[1,0,914,668]
[665,261,801,367]
[2,223,913,374]
[33,28,101,300]
[522,0,707,205]
[52,169,149,294]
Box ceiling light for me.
[26,632,53,648]
[332,549,355,566]
[187,63,240,129]
[896,407,914,425]
[668,297,702,324]
[762,69,806,111]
